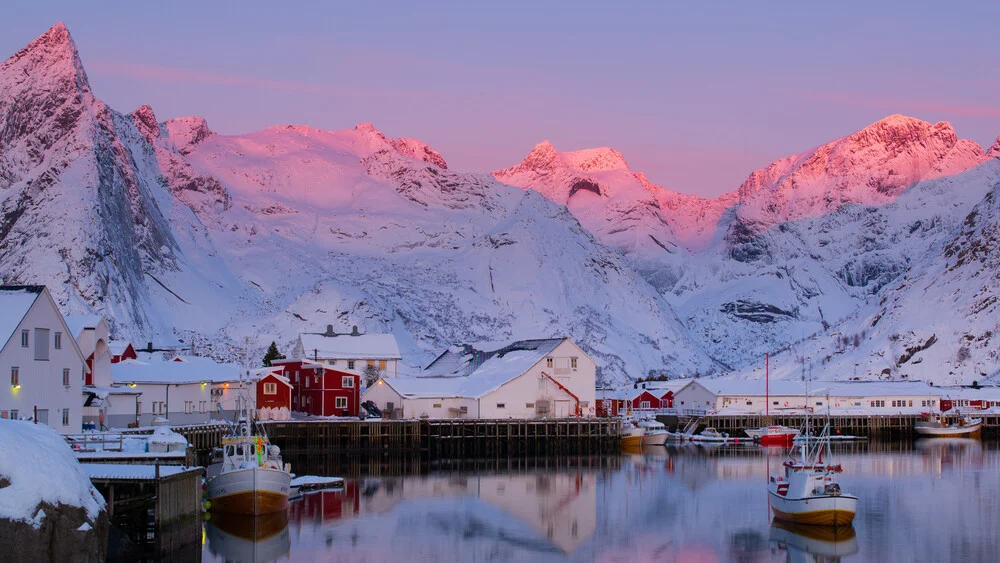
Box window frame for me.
[342,376,354,388]
[62,409,69,426]
[263,382,277,395]
[570,357,578,369]
[335,396,348,409]
[20,330,28,347]
[347,360,355,370]
[11,367,19,386]
[63,368,70,386]
[54,332,62,350]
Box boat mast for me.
[765,353,769,422]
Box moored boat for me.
[621,419,644,449]
[768,423,857,526]
[206,394,292,515]
[638,418,669,446]
[914,412,982,438]
[746,425,800,445]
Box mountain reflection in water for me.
[201,441,1000,562]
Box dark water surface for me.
[199,440,1000,562]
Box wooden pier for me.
[83,464,203,559]
[667,413,1000,440]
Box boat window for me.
[225,445,235,458]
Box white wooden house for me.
[0,286,87,432]
[362,338,596,419]
[294,325,402,378]
[109,355,245,427]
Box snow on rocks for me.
[0,419,104,524]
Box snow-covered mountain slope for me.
[0,22,185,336]
[0,23,719,383]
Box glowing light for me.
[377,380,383,385]
[201,382,207,388]
[128,383,137,388]
[224,383,229,388]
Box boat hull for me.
[207,466,292,515]
[621,434,644,448]
[769,492,858,526]
[914,420,982,438]
[641,432,669,446]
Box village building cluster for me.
[2,284,998,434]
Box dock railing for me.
[64,432,125,452]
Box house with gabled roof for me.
[0,285,88,431]
[362,337,596,419]
[293,325,402,378]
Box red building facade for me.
[630,390,662,410]
[659,391,675,409]
[110,343,137,364]
[274,360,361,417]
[256,373,292,411]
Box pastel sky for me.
[5,2,1000,197]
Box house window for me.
[379,360,387,370]
[772,401,779,406]
[62,409,69,426]
[264,383,277,395]
[34,328,50,361]
[200,401,207,413]
[305,377,310,388]
[54,332,62,350]
[546,358,553,368]
[640,401,650,409]
[63,368,70,386]
[571,357,578,369]
[342,376,354,388]
[746,400,752,406]
[497,403,506,409]
[21,330,28,347]
[335,397,348,409]
[908,400,913,407]
[433,403,442,408]
[526,403,535,408]
[348,360,355,370]
[10,410,18,420]
[10,367,19,386]
[816,401,823,406]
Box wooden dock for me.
[668,413,1000,440]
[83,463,203,559]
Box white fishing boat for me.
[206,394,292,515]
[638,418,669,446]
[691,427,729,442]
[915,412,982,438]
[768,423,857,526]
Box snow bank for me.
[0,419,104,525]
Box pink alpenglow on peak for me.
[494,140,737,255]
[733,114,988,234]
[164,116,214,155]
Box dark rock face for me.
[0,503,109,563]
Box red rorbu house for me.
[596,388,624,417]
[630,390,662,411]
[273,359,360,417]
[255,372,292,411]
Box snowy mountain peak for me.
[987,136,1000,159]
[354,121,387,140]
[562,146,629,172]
[131,104,160,141]
[389,137,448,170]
[732,114,987,234]
[163,116,214,155]
[496,140,629,176]
[1,22,89,92]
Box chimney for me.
[351,325,360,336]
[147,342,153,352]
[325,325,334,336]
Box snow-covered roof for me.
[638,379,692,393]
[108,340,133,355]
[299,332,402,360]
[0,286,41,353]
[693,379,814,397]
[596,388,624,400]
[941,386,1000,400]
[63,314,103,337]
[81,463,199,480]
[111,356,243,385]
[379,344,562,399]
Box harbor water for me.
[193,440,998,562]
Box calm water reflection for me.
[201,440,1000,562]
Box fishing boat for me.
[768,423,857,526]
[205,393,292,515]
[638,418,669,446]
[915,412,982,438]
[621,419,645,449]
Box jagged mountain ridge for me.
[0,23,719,383]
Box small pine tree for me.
[262,341,285,367]
[362,363,381,387]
